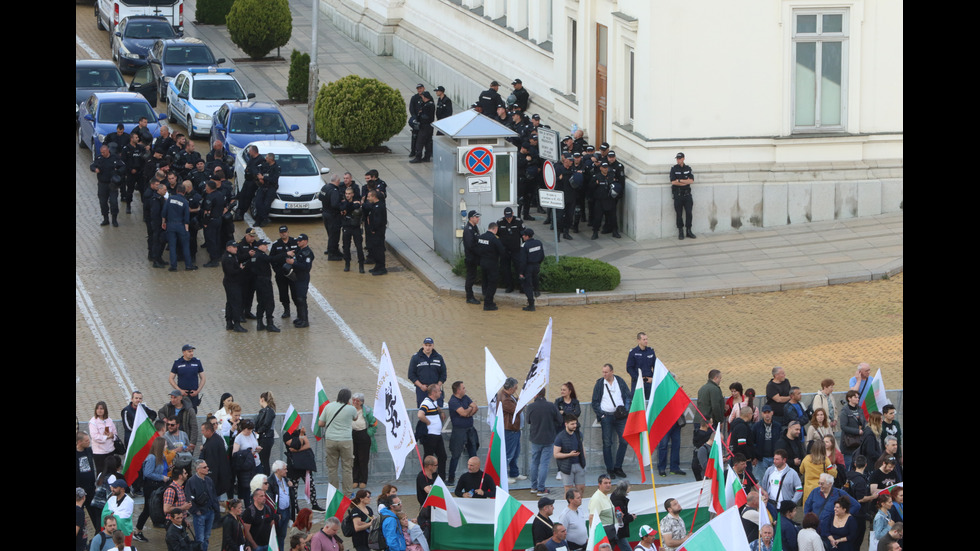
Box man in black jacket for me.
[410,91,435,163]
[253,240,280,332]
[364,190,387,275]
[186,459,220,551]
[318,175,344,260]
[199,421,231,497]
[221,241,248,333]
[462,210,481,304]
[476,222,506,311]
[90,144,125,226]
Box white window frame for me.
[792,8,849,133]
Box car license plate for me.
[284,202,310,209]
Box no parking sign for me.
[463,146,494,175]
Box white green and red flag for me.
[421,475,466,527]
[622,383,652,483]
[282,404,301,435]
[485,347,507,429]
[493,487,533,551]
[586,514,611,551]
[678,506,750,551]
[122,404,159,486]
[324,483,353,522]
[759,487,772,529]
[724,466,747,510]
[772,513,783,551]
[859,369,890,420]
[646,358,692,450]
[483,399,509,492]
[268,522,281,551]
[704,424,727,514]
[312,377,330,440]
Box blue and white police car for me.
[166,67,254,138]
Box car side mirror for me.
[321,167,331,174]
[216,58,226,65]
[246,93,256,100]
[115,31,122,37]
[158,113,168,121]
[289,125,299,131]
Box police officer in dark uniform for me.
[670,152,696,240]
[205,141,235,181]
[555,155,576,241]
[462,210,481,305]
[285,233,314,328]
[174,140,202,181]
[188,159,210,194]
[103,124,129,154]
[409,84,426,158]
[253,153,281,227]
[121,131,147,213]
[252,239,280,333]
[496,207,525,293]
[518,228,544,311]
[269,226,298,318]
[591,163,623,239]
[183,181,202,264]
[201,180,226,267]
[148,180,168,267]
[408,337,448,407]
[477,81,505,118]
[221,241,248,333]
[511,79,530,112]
[364,190,387,275]
[237,145,265,221]
[363,169,388,199]
[606,151,626,185]
[476,222,505,311]
[410,92,435,163]
[90,144,126,227]
[237,228,260,319]
[162,183,196,271]
[516,142,536,221]
[571,130,588,154]
[317,174,344,260]
[570,152,588,232]
[340,186,365,273]
[153,126,175,157]
[435,86,453,121]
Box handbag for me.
[605,383,628,420]
[112,435,127,455]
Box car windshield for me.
[163,45,215,66]
[192,80,246,101]
[275,154,319,176]
[124,21,176,39]
[118,0,178,6]
[98,101,157,124]
[229,112,289,134]
[76,68,126,88]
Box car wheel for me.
[167,103,175,122]
[159,84,167,104]
[78,127,87,149]
[96,5,105,31]
[92,140,98,162]
[187,116,195,137]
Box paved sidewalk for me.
[188,0,904,307]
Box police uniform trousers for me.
[241,271,257,317]
[415,125,433,161]
[98,182,120,218]
[342,226,365,264]
[500,246,520,291]
[204,221,222,263]
[224,279,244,324]
[673,190,693,229]
[522,264,541,306]
[255,275,276,322]
[465,258,479,300]
[254,185,275,222]
[238,179,258,216]
[166,228,193,268]
[322,214,342,257]
[480,259,499,306]
[275,272,296,310]
[366,232,385,271]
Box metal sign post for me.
[537,128,561,163]
[541,160,561,262]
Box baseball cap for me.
[503,207,514,216]
[639,525,656,538]
[435,85,446,92]
[512,78,522,85]
[531,114,541,120]
[522,228,535,237]
[467,210,481,218]
[600,142,609,149]
[245,228,258,237]
[676,152,685,158]
[181,344,195,351]
[297,233,309,241]
[225,240,238,247]
[279,225,289,233]
[423,337,434,344]
[607,151,617,157]
[169,389,183,397]
[537,497,555,508]
[490,80,501,86]
[416,83,424,89]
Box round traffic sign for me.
[542,160,556,189]
[464,147,494,176]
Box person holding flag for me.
[282,426,321,511]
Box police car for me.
[166,68,254,138]
[235,141,330,218]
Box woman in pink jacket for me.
[88,401,118,475]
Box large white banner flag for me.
[512,318,553,423]
[373,342,416,479]
[485,347,508,428]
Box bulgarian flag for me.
[493,487,533,551]
[622,384,651,483]
[269,523,281,551]
[312,377,330,440]
[324,483,353,522]
[703,425,727,514]
[679,506,750,551]
[772,513,783,551]
[724,466,747,509]
[421,475,466,527]
[859,369,890,420]
[646,359,691,450]
[483,401,509,492]
[282,404,301,435]
[586,516,611,551]
[122,404,159,486]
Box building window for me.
[569,18,577,94]
[793,10,847,132]
[627,47,635,123]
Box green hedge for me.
[314,75,406,152]
[195,0,234,24]
[287,50,311,102]
[452,255,620,293]
[226,0,292,59]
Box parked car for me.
[77,92,167,160]
[211,101,299,156]
[235,141,330,218]
[111,15,179,74]
[166,68,254,138]
[96,0,184,33]
[146,37,224,103]
[76,60,128,118]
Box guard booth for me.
[431,110,518,262]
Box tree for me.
[314,75,406,152]
[225,0,292,60]
[195,0,234,25]
[287,50,311,102]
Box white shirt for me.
[420,397,442,435]
[558,506,587,546]
[106,493,134,520]
[600,378,624,413]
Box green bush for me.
[314,75,406,151]
[195,0,234,24]
[287,50,311,102]
[226,0,292,59]
[451,255,620,293]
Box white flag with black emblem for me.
[373,342,416,479]
[512,317,553,423]
[485,347,507,428]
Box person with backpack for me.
[372,495,406,551]
[310,517,344,551]
[89,515,119,551]
[346,489,375,551]
[133,438,169,542]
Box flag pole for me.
[478,429,494,488]
[690,406,763,490]
[649,442,664,547]
[414,443,425,471]
[689,471,710,531]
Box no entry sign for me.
[542,160,556,189]
[464,147,494,175]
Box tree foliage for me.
[287,50,311,102]
[226,0,292,59]
[195,0,234,25]
[314,75,406,152]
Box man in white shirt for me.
[104,479,135,545]
[418,384,448,481]
[590,364,631,478]
[588,475,616,544]
[761,449,803,505]
[635,525,658,551]
[558,489,587,550]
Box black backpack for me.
[341,508,356,538]
[149,484,168,527]
[367,513,389,550]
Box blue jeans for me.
[192,508,215,551]
[753,456,774,483]
[530,442,552,491]
[166,229,193,268]
[448,425,479,481]
[658,423,682,472]
[505,430,521,478]
[599,413,628,472]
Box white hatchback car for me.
[166,67,253,137]
[236,141,331,218]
